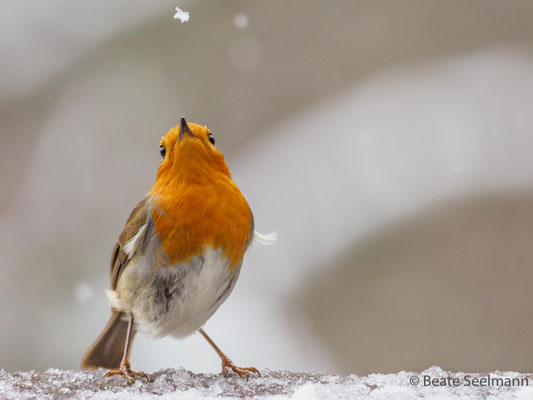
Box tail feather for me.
[81,311,134,370]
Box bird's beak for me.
[178,117,194,140]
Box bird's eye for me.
[208,133,215,145]
[160,145,166,159]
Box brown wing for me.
[110,196,150,290]
[82,198,149,370]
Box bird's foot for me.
[104,360,152,385]
[222,356,261,380]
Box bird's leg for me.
[199,328,260,379]
[104,313,152,384]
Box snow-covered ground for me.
[1,367,532,400]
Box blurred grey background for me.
[2,0,533,375]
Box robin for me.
[81,118,275,383]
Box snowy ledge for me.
[1,367,532,400]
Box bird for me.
[81,118,275,384]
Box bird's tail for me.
[81,311,134,370]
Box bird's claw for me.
[222,357,261,380]
[104,361,152,385]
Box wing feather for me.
[110,196,151,290]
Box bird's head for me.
[154,118,231,187]
[148,118,252,266]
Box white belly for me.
[108,247,241,339]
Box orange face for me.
[149,122,252,270]
[156,123,231,184]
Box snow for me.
[234,13,249,29]
[0,367,531,400]
[173,7,189,23]
[74,281,95,307]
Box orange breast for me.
[150,175,252,270]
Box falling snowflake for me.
[173,7,190,23]
[233,13,249,29]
